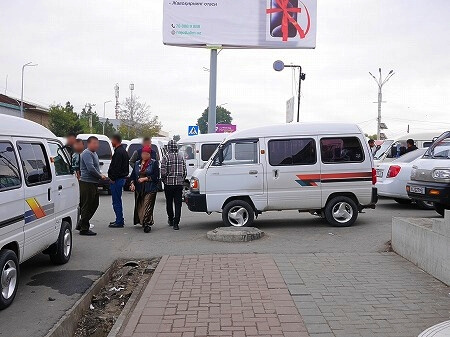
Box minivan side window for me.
[17,142,52,185]
[320,137,364,163]
[213,141,258,166]
[201,143,219,161]
[48,142,72,176]
[0,142,21,191]
[269,139,316,166]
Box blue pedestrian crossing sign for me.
[188,125,199,136]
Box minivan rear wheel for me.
[0,249,19,310]
[324,196,358,227]
[222,200,254,227]
[50,221,72,265]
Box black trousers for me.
[164,185,183,225]
[79,181,99,231]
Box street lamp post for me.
[273,60,305,123]
[20,62,38,118]
[103,100,112,135]
[369,68,395,140]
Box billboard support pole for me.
[208,48,218,134]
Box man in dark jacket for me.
[405,139,418,153]
[108,134,129,228]
[161,140,186,230]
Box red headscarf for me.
[140,146,152,173]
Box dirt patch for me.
[74,258,160,337]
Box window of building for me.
[320,137,364,163]
[0,142,21,191]
[17,142,52,185]
[269,138,316,166]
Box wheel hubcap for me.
[1,260,17,300]
[228,206,248,227]
[63,229,71,257]
[332,202,353,223]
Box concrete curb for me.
[207,227,265,242]
[44,260,119,337]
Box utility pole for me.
[20,62,38,118]
[103,100,112,135]
[369,68,395,140]
[273,60,306,122]
[207,48,218,133]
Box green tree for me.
[79,105,104,134]
[103,119,117,138]
[197,106,233,134]
[119,96,161,139]
[48,101,84,136]
[365,133,378,140]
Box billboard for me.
[216,124,237,133]
[163,0,317,49]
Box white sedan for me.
[376,148,434,209]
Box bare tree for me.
[119,96,161,139]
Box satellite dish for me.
[273,60,285,72]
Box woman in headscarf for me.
[129,146,159,233]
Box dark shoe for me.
[168,219,173,226]
[144,225,152,233]
[109,223,124,228]
[109,221,116,225]
[173,223,179,230]
[80,230,97,236]
[75,224,81,231]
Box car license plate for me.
[376,169,384,178]
[410,186,425,194]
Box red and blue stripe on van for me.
[296,172,373,186]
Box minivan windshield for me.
[373,140,394,160]
[423,131,450,159]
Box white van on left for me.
[0,115,79,309]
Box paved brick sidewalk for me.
[275,253,450,337]
[122,254,309,337]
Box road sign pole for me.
[208,49,218,134]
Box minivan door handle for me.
[273,169,279,179]
[249,170,258,175]
[47,188,51,201]
[188,164,195,167]
[58,185,63,191]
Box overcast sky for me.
[1,1,449,138]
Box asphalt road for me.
[0,192,440,337]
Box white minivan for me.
[0,115,78,309]
[77,134,113,194]
[185,123,377,227]
[178,133,229,183]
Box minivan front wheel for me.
[0,249,19,310]
[222,200,254,227]
[324,196,358,227]
[50,221,72,265]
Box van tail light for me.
[372,168,377,185]
[387,165,401,178]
